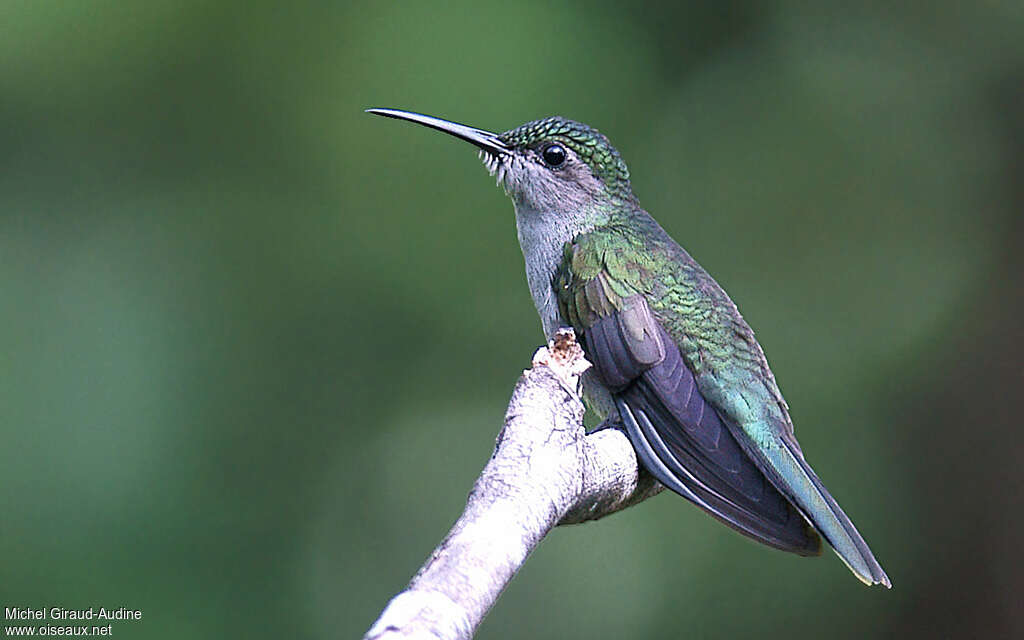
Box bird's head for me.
[367,109,637,215]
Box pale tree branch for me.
[363,329,662,640]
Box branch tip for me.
[531,327,591,391]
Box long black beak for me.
[366,108,509,156]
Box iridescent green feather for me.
[499,117,634,201]
[555,214,792,452]
[556,213,888,585]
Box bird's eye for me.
[541,144,567,167]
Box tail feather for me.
[761,438,891,587]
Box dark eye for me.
[541,144,567,167]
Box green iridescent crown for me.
[499,117,632,196]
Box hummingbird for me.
[367,108,890,588]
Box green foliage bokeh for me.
[2,2,1022,638]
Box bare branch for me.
[364,329,661,640]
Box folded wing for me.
[582,296,821,555]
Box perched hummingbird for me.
[367,108,890,588]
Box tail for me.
[760,438,891,587]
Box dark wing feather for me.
[583,297,821,555]
[557,230,888,584]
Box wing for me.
[583,291,821,554]
[557,228,890,585]
[557,236,819,553]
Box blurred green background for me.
[2,1,1022,638]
